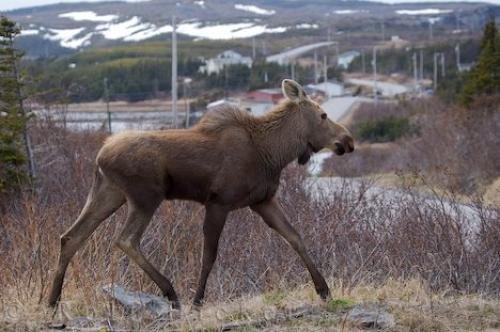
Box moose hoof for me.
[171,300,181,310]
[192,298,204,308]
[317,287,331,301]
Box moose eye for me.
[321,113,327,120]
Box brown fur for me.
[47,80,354,309]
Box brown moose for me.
[48,79,354,309]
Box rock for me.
[346,304,395,330]
[102,284,171,316]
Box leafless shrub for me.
[0,119,498,328]
[332,97,500,195]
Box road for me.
[345,78,410,96]
[321,96,372,121]
[303,177,496,232]
[266,41,336,65]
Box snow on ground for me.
[296,23,319,29]
[234,4,275,15]
[176,22,285,40]
[65,32,94,48]
[96,17,151,40]
[43,28,87,48]
[334,10,367,14]
[59,11,118,22]
[20,29,39,36]
[308,151,333,176]
[396,8,453,15]
[25,15,290,47]
[124,24,172,41]
[194,1,205,8]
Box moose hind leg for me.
[48,173,125,307]
[116,201,180,309]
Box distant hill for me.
[5,0,500,57]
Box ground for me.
[2,279,498,331]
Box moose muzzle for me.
[333,134,355,156]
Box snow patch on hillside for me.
[96,17,151,40]
[59,11,118,22]
[24,16,290,48]
[234,4,275,15]
[124,24,173,41]
[177,22,285,39]
[43,28,87,48]
[396,9,453,15]
[334,9,359,15]
[194,1,205,8]
[20,29,39,36]
[296,23,319,29]
[90,16,288,42]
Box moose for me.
[48,79,354,309]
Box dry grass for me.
[2,279,499,331]
[329,97,500,198]
[0,119,499,331]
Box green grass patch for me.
[326,298,356,312]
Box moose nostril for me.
[334,142,345,155]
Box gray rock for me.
[102,284,171,316]
[347,304,395,330]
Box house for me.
[337,51,360,69]
[199,50,252,74]
[245,88,283,104]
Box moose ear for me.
[282,79,307,102]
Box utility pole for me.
[455,43,461,71]
[183,78,192,128]
[314,50,319,84]
[440,53,445,78]
[103,77,111,132]
[171,16,178,128]
[291,61,296,81]
[412,52,418,92]
[361,51,366,74]
[252,37,256,59]
[323,55,328,85]
[433,52,438,90]
[373,46,378,103]
[419,49,424,80]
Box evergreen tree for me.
[0,16,30,194]
[460,18,500,106]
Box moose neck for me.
[254,101,307,174]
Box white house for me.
[337,51,360,69]
[200,50,252,74]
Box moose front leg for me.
[251,197,331,300]
[193,204,229,306]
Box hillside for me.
[6,0,499,57]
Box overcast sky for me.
[1,0,499,12]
